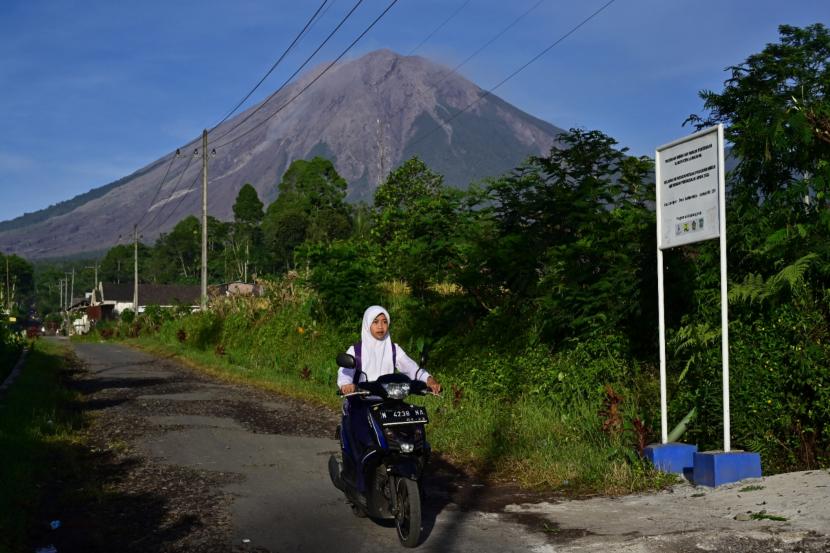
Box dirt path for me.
[31,339,830,552]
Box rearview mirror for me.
[336,352,356,369]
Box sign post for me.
[655,124,727,449]
[648,125,761,485]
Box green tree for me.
[151,216,201,283]
[230,184,264,281]
[372,157,479,294]
[674,24,830,468]
[233,183,264,226]
[306,239,381,320]
[100,244,147,284]
[482,129,655,345]
[0,252,34,314]
[262,157,352,272]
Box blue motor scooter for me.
[329,352,432,547]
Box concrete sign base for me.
[693,451,762,487]
[644,443,698,476]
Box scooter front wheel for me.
[394,477,422,548]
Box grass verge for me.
[0,340,84,553]
[110,333,676,495]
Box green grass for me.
[749,511,788,521]
[426,390,675,493]
[117,329,675,495]
[129,335,342,410]
[0,340,84,553]
[81,288,675,496]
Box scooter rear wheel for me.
[394,477,422,548]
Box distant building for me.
[90,282,202,318]
[214,281,264,297]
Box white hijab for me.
[360,305,393,381]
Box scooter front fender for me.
[387,456,423,481]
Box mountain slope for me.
[0,49,564,259]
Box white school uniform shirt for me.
[337,343,430,387]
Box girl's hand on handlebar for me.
[426,376,442,395]
[340,383,357,395]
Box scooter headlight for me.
[400,442,414,453]
[381,382,410,399]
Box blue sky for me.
[0,0,826,222]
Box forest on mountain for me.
[8,24,830,483]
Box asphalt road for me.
[65,340,830,553]
[69,341,552,552]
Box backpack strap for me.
[352,341,363,385]
[351,341,397,384]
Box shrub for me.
[305,239,381,321]
[670,302,830,471]
[181,311,223,350]
[120,309,135,324]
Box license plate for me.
[376,405,429,426]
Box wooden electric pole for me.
[64,272,72,310]
[86,262,99,301]
[133,225,139,313]
[4,256,9,312]
[201,129,208,311]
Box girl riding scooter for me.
[338,305,441,395]
[338,306,441,472]
[331,305,441,546]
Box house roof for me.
[101,283,201,306]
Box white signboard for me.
[655,124,732,452]
[656,127,722,249]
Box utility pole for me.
[201,129,208,310]
[4,256,9,312]
[59,278,64,314]
[65,272,72,310]
[89,262,98,289]
[85,262,99,302]
[70,267,75,309]
[133,225,139,313]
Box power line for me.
[407,0,617,151]
[144,154,199,235]
[132,152,178,233]
[209,0,368,146]
[120,0,339,226]
[209,0,331,132]
[433,0,547,89]
[150,172,201,238]
[110,0,361,253]
[408,0,471,55]
[137,152,195,234]
[110,0,396,253]
[214,0,401,150]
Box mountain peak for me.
[0,50,564,259]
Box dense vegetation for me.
[35,24,830,480]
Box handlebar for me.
[338,390,371,397]
[336,386,441,398]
